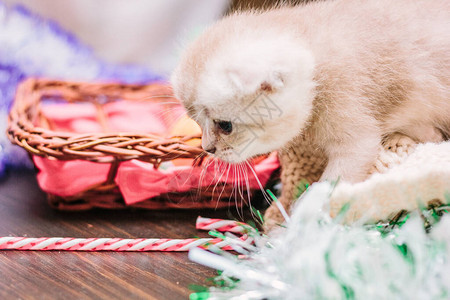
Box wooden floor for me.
[0,170,259,299]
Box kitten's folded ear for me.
[227,69,284,94]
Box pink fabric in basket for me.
[34,154,279,204]
[34,157,111,197]
[41,100,183,134]
[116,153,279,205]
[34,100,279,205]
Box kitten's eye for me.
[214,120,233,135]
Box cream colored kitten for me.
[171,0,450,224]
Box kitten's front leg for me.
[263,136,326,231]
[321,134,382,183]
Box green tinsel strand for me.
[294,178,310,199]
[250,206,265,228]
[324,251,355,300]
[396,244,415,270]
[189,291,210,300]
[208,230,227,240]
[256,210,264,225]
[189,284,208,293]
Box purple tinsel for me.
[0,2,162,176]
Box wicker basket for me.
[7,78,277,210]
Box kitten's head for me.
[171,18,316,163]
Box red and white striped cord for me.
[0,216,253,252]
[195,216,249,234]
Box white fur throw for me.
[330,140,450,223]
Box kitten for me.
[171,0,450,227]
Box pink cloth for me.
[34,100,279,205]
[116,153,279,205]
[41,100,182,134]
[34,157,110,197]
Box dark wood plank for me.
[0,170,257,299]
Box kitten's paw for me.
[263,205,287,232]
[371,133,417,174]
[383,133,416,155]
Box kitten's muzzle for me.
[204,146,217,154]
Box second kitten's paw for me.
[263,205,287,232]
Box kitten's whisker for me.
[180,164,197,188]
[213,163,229,210]
[191,107,206,121]
[237,164,244,214]
[139,95,177,101]
[239,162,251,218]
[152,107,186,122]
[196,156,213,199]
[234,164,240,216]
[195,157,207,190]
[233,164,243,220]
[243,164,260,222]
[202,157,222,193]
[211,160,229,204]
[242,162,252,207]
[199,157,217,199]
[218,164,232,209]
[237,163,246,219]
[208,159,220,200]
[245,160,271,204]
[236,164,241,219]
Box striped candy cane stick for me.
[0,237,239,252]
[196,216,251,234]
[0,217,253,252]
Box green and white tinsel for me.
[189,182,450,299]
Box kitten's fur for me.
[171,0,450,222]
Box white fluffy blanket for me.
[330,141,450,223]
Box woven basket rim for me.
[7,78,205,164]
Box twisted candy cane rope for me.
[195,216,250,234]
[0,217,251,252]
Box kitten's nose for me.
[204,146,216,154]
